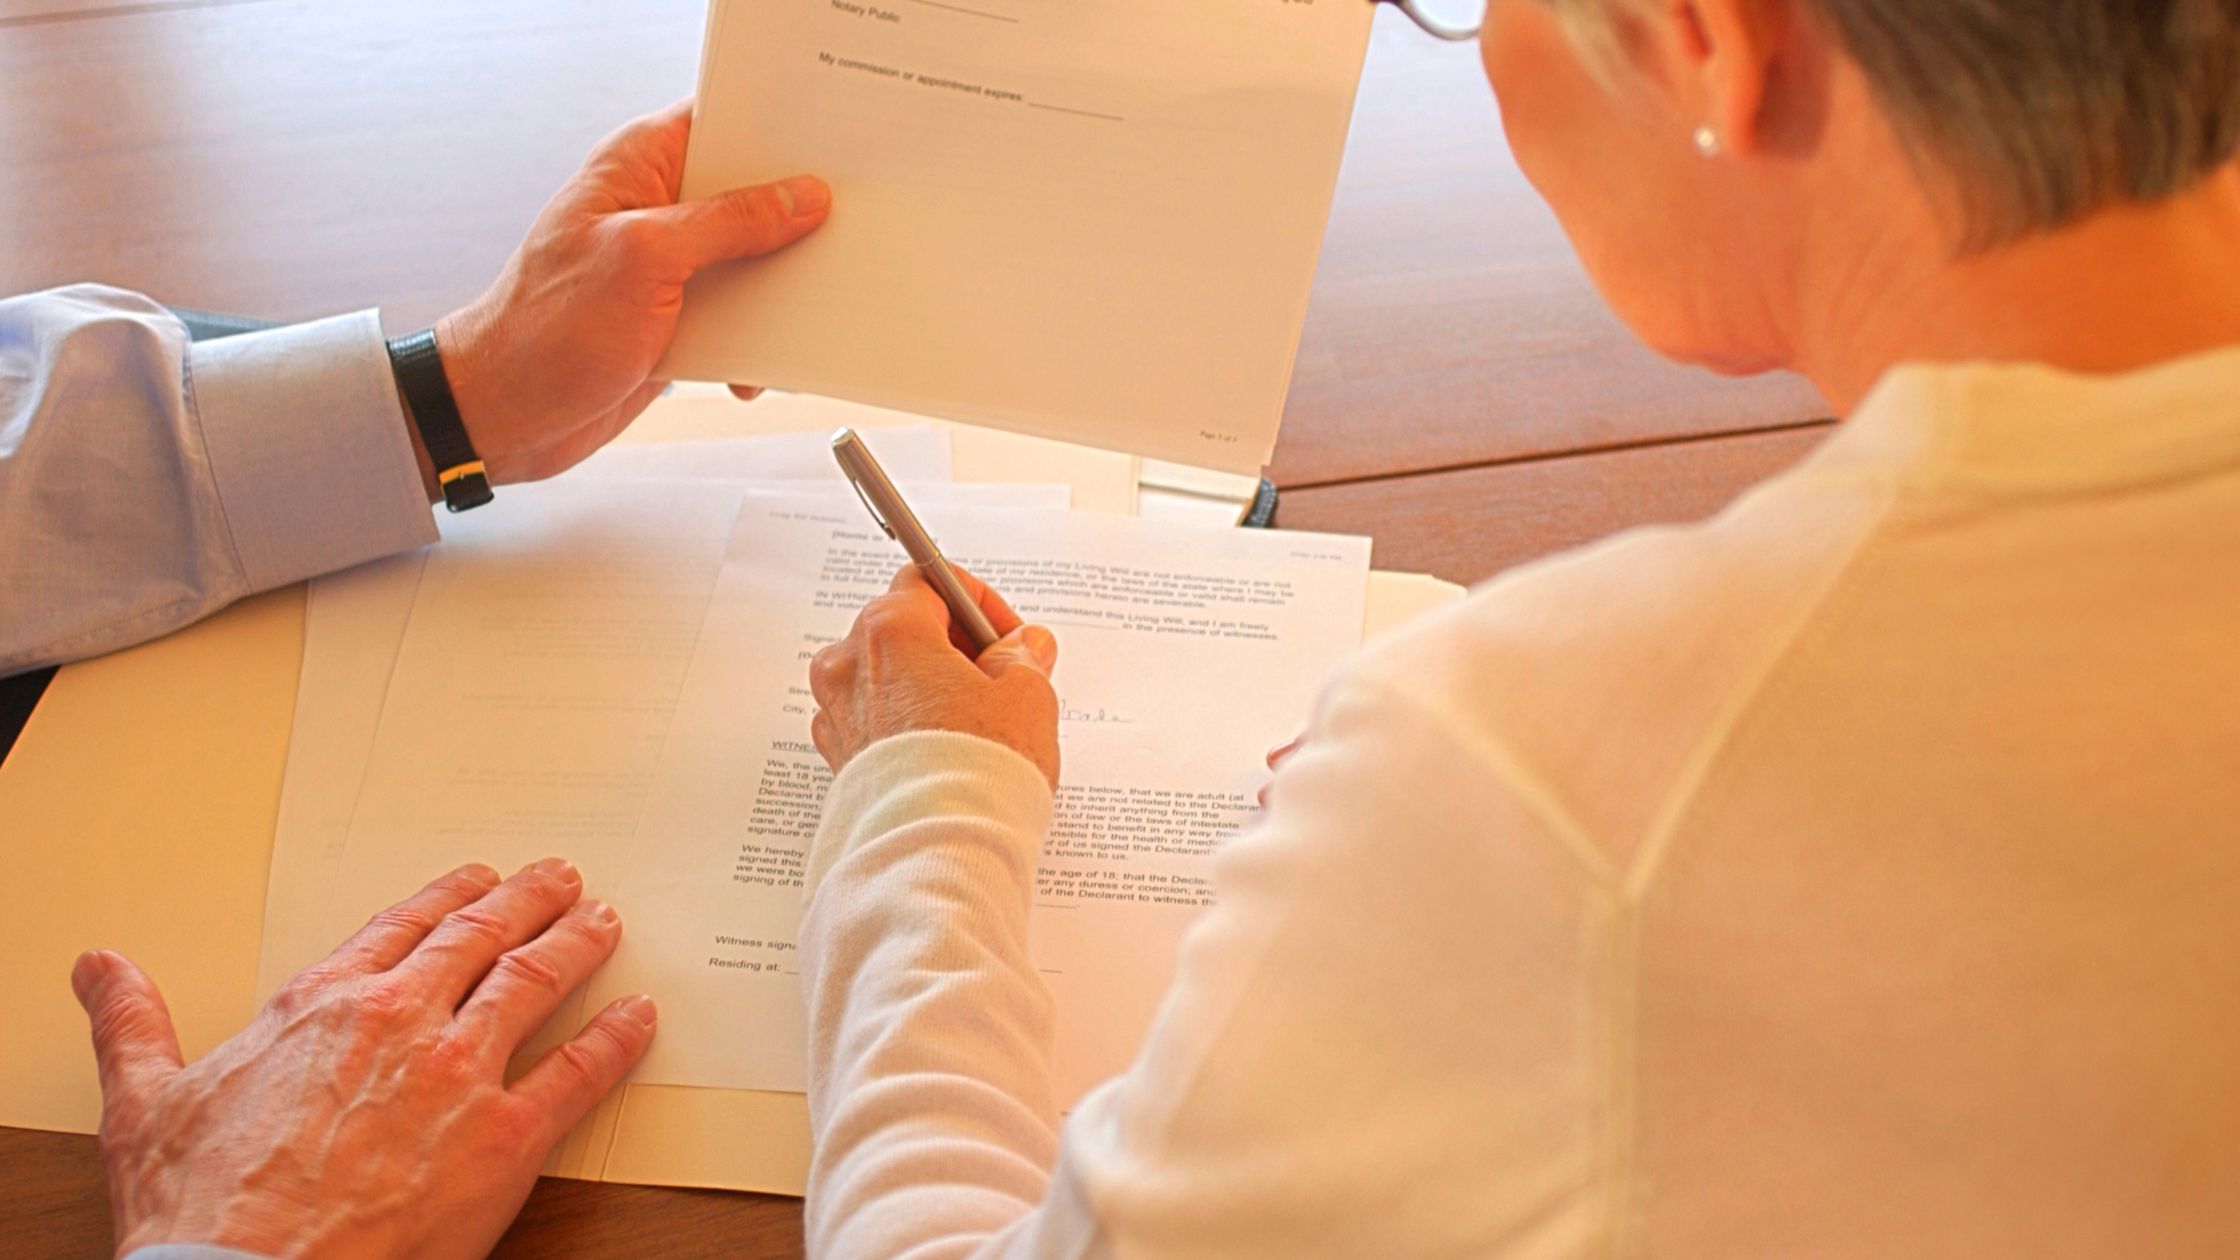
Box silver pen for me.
[832,428,1003,654]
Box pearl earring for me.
[1693,125,1723,158]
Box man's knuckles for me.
[431,903,517,955]
[487,947,572,1002]
[365,902,444,943]
[352,974,431,1029]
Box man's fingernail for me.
[70,950,111,1002]
[530,857,581,886]
[457,863,502,889]
[776,175,830,218]
[581,900,621,927]
[620,995,658,1028]
[1024,625,1057,670]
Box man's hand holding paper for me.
[434,100,832,489]
[0,97,834,676]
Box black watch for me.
[385,328,495,513]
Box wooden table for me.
[0,1,1833,1255]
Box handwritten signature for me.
[1059,704,1135,725]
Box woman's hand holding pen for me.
[810,566,1063,789]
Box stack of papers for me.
[261,407,1389,1193]
[0,0,1451,1183]
[0,395,1462,1198]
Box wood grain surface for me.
[0,0,707,328]
[0,0,1830,486]
[0,1127,805,1259]
[1278,421,1836,585]
[0,0,276,25]
[0,0,1846,1254]
[1269,10,1828,485]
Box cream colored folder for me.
[0,544,1459,1195]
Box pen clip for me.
[846,472,899,541]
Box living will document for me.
[586,497,1371,1101]
[661,0,1376,474]
[307,477,1060,1051]
[261,427,955,1002]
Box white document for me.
[260,427,955,999]
[258,433,1063,1197]
[308,486,751,990]
[662,0,1376,474]
[301,480,1062,971]
[257,549,433,1000]
[586,497,1371,1101]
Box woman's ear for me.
[1651,0,1792,158]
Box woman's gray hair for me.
[1559,0,2240,246]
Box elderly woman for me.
[792,0,2240,1255]
[69,0,2239,1257]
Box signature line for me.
[1030,102,1128,124]
[903,0,1020,21]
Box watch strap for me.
[385,329,494,513]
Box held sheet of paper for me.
[584,498,1369,1100]
[661,0,1375,474]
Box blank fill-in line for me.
[1030,101,1127,124]
[902,0,1019,22]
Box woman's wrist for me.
[808,729,1056,899]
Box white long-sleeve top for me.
[801,347,2240,1259]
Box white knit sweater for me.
[800,350,2240,1259]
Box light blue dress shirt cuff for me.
[123,1247,274,1260]
[189,309,439,593]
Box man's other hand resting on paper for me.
[74,860,652,1260]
